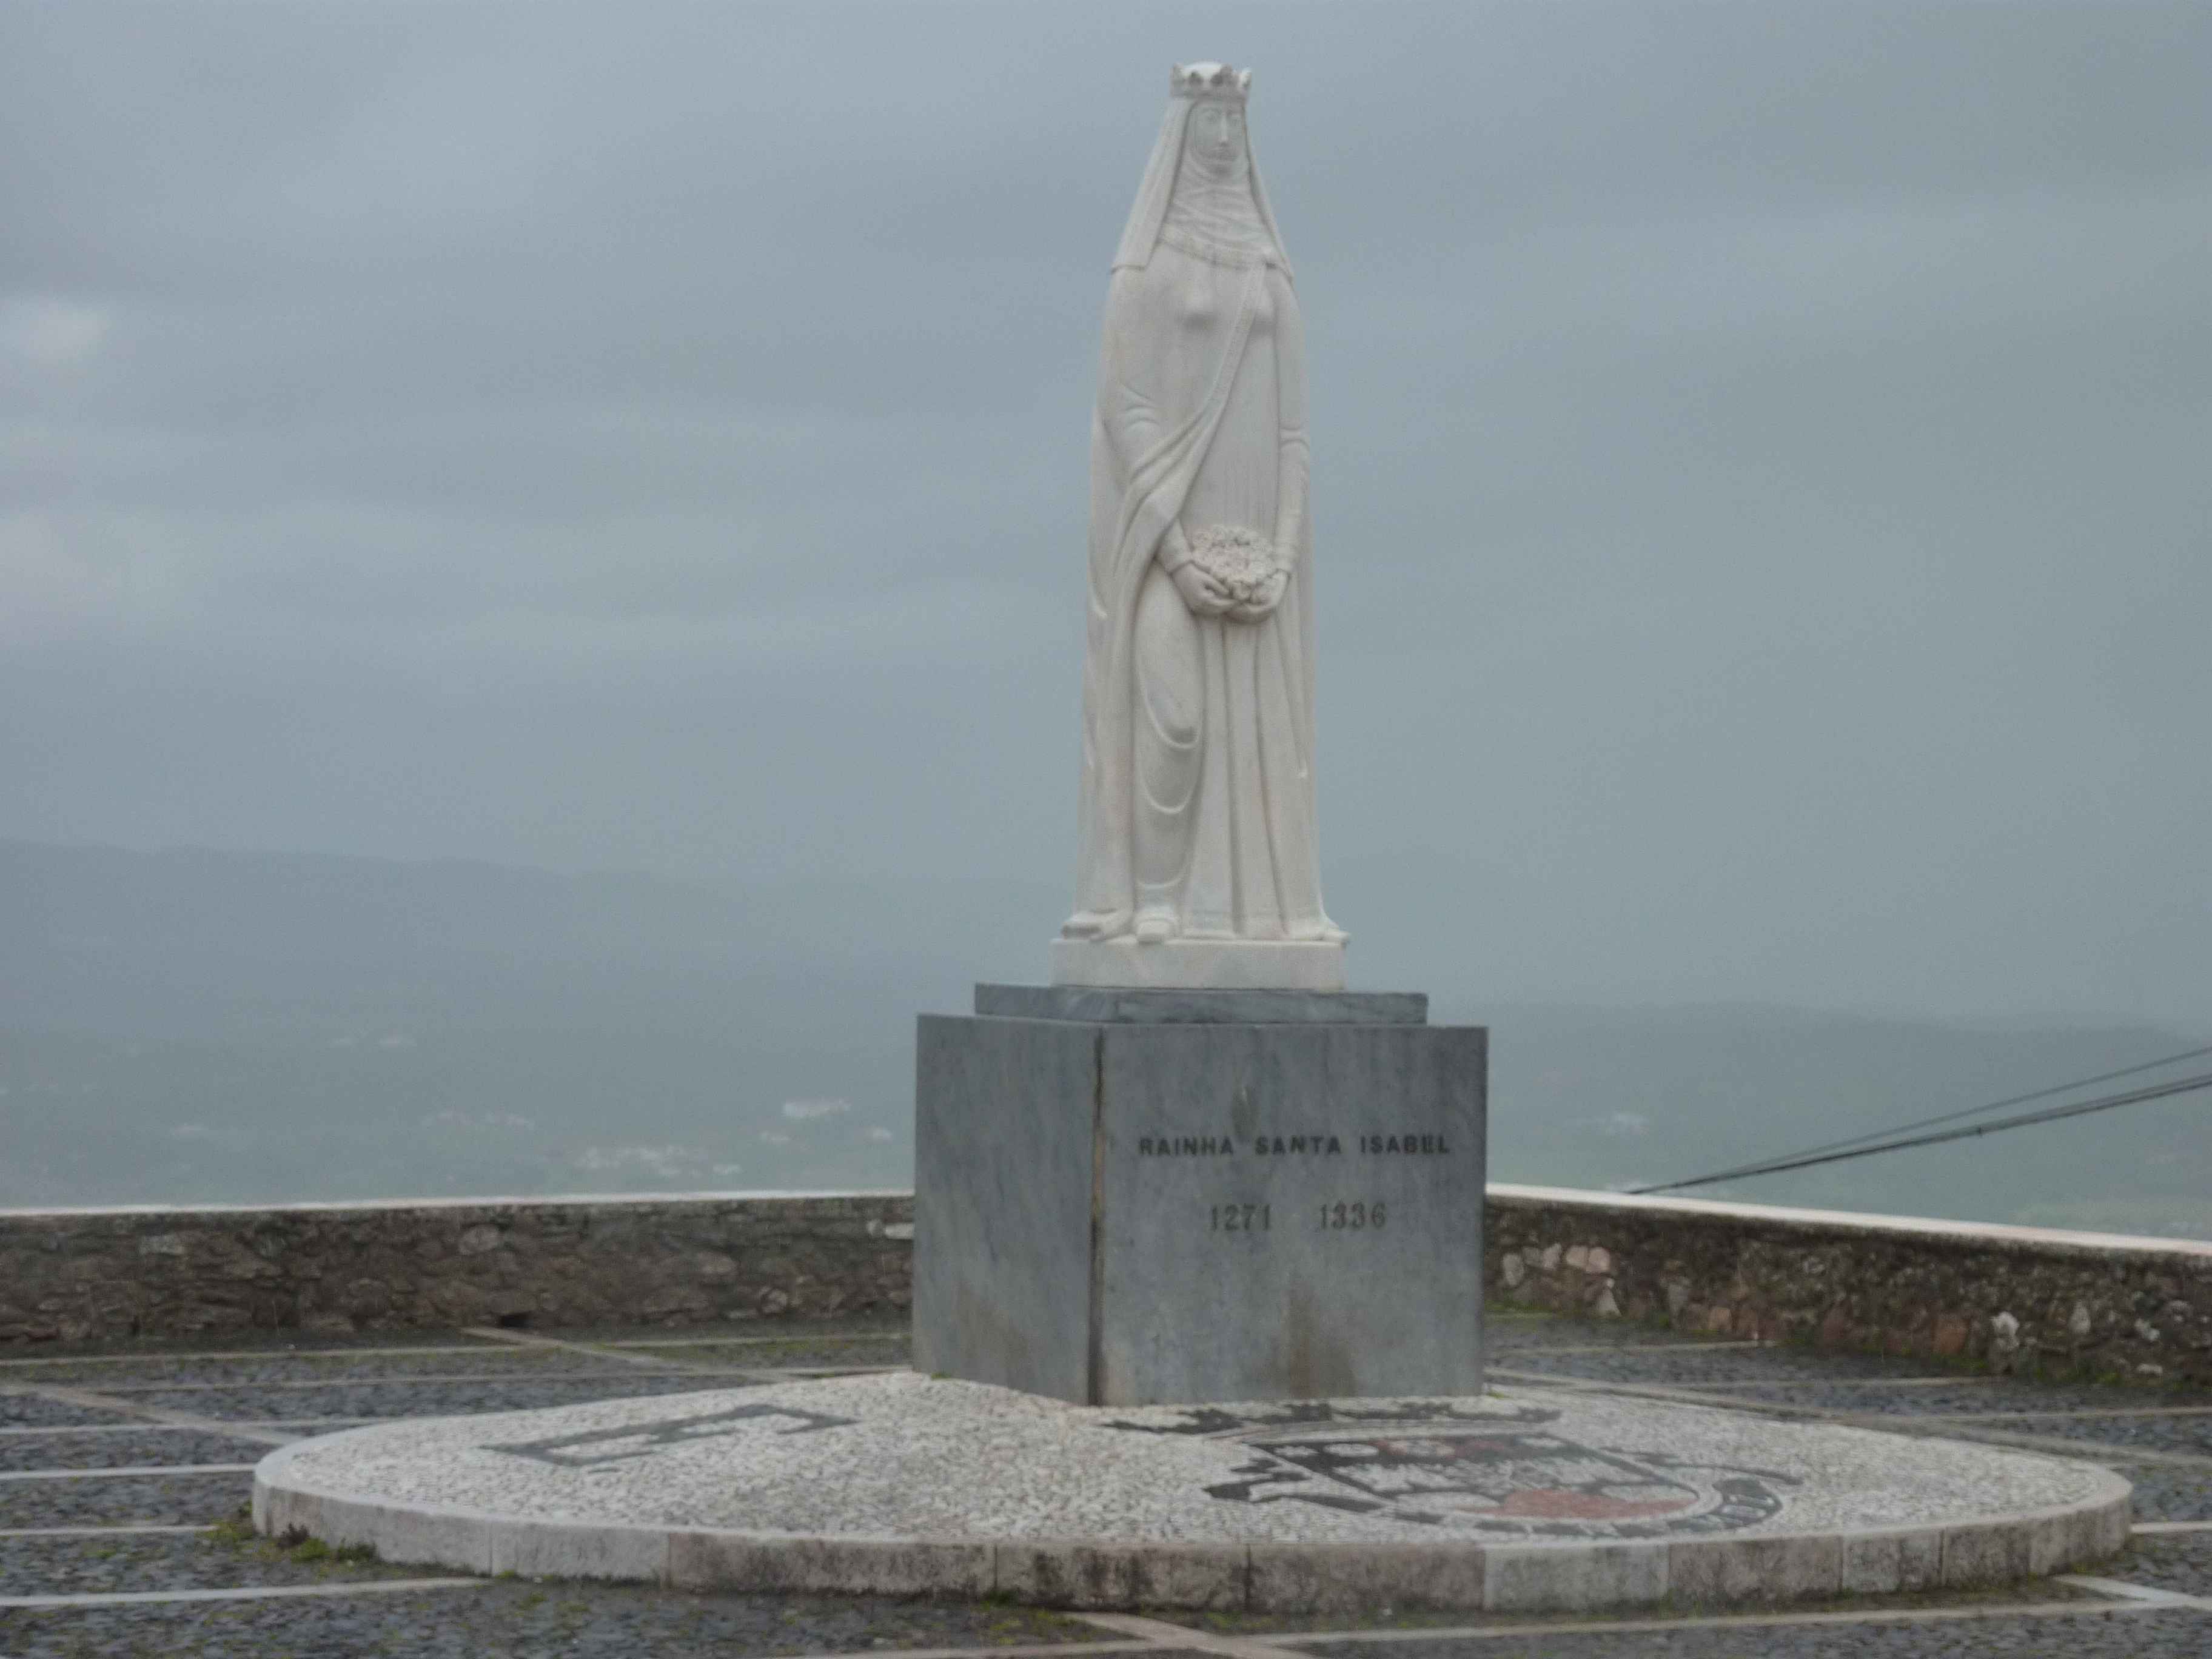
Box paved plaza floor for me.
[2,1313,2209,1656]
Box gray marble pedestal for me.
[913,985,1486,1406]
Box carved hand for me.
[1170,559,1235,615]
[1227,568,1289,623]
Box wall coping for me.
[0,1190,911,1221]
[4,1185,2202,1264]
[1489,1182,2212,1265]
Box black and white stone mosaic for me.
[262,1371,2119,1547]
[0,1430,276,1473]
[0,1580,1100,1659]
[1297,1609,2212,1659]
[0,1393,143,1429]
[1494,1347,1986,1387]
[123,1372,749,1423]
[0,1470,253,1529]
[1,1346,631,1387]
[2114,1466,2212,1521]
[4,1315,2207,1655]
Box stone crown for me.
[1171,62,1251,102]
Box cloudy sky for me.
[4,2,2209,1024]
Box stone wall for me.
[0,1193,912,1345]
[5,1185,2208,1382]
[1488,1184,2212,1386]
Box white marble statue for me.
[1053,64,1346,991]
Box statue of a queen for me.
[1052,64,1347,991]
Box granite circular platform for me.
[253,1373,2130,1614]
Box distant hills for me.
[3,837,2206,1236]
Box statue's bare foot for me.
[1133,905,1177,944]
[1062,909,1130,940]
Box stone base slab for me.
[1050,937,1346,990]
[253,1373,2133,1614]
[976,983,1427,1025]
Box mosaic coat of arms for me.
[1110,1402,1796,1540]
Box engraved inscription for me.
[1357,1133,1449,1156]
[1319,1200,1386,1230]
[1136,1128,1452,1157]
[1209,1202,1272,1233]
[1198,1200,1393,1233]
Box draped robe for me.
[1065,193,1330,942]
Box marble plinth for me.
[913,993,1484,1406]
[1050,937,1346,991]
[255,1374,2133,1612]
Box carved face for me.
[1185,100,1247,180]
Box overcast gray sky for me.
[4,2,2208,1025]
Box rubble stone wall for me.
[0,1193,913,1344]
[5,1185,2207,1384]
[1488,1183,2212,1386]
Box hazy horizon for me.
[6,835,2209,1237]
[15,830,2212,1036]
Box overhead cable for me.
[1630,1068,2212,1195]
[1630,1039,2212,1195]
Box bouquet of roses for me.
[1185,525,1290,615]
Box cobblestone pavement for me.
[1,1313,2207,1657]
